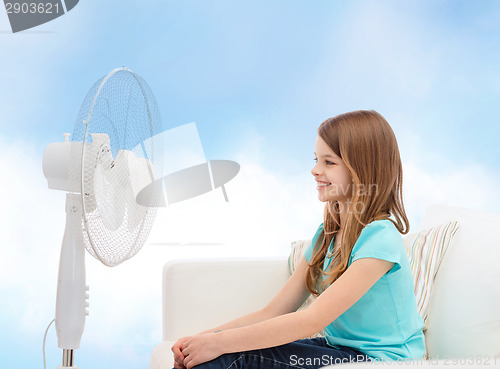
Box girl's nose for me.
[311,164,320,177]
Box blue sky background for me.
[1,1,499,368]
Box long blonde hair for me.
[306,110,409,296]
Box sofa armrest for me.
[149,257,289,369]
[162,257,289,341]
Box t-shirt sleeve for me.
[349,220,403,274]
[304,223,324,263]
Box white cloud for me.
[403,160,500,231]
[0,137,64,331]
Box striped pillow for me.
[403,221,459,330]
[288,239,317,312]
[288,239,311,275]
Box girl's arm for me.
[181,257,395,369]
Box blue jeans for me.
[184,337,371,369]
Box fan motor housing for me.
[42,140,82,193]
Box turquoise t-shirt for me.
[304,219,426,361]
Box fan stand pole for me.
[62,349,75,367]
[55,193,88,369]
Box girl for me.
[172,110,426,369]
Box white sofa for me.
[149,204,500,369]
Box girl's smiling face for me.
[311,135,353,203]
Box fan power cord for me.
[43,318,55,369]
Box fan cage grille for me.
[70,68,163,266]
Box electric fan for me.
[42,67,163,368]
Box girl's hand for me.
[181,332,223,369]
[171,336,192,369]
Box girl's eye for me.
[313,158,333,165]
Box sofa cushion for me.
[416,204,500,358]
[402,220,459,330]
[149,341,175,369]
